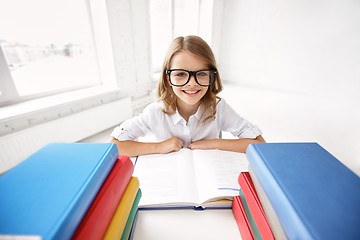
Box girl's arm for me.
[187,135,266,153]
[109,137,184,157]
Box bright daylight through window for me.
[0,0,100,103]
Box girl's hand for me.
[188,136,266,153]
[188,139,218,150]
[158,137,184,154]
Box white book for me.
[133,148,248,209]
[248,165,288,240]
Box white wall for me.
[213,0,360,174]
[217,0,360,98]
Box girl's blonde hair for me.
[157,35,223,124]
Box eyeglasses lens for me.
[170,70,214,86]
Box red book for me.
[238,172,275,240]
[232,195,254,240]
[72,155,134,240]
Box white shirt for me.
[111,99,262,148]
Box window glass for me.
[0,0,100,97]
[149,0,200,71]
[173,0,199,37]
[149,0,172,71]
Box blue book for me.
[246,143,360,240]
[0,143,118,240]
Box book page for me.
[192,149,249,206]
[133,149,198,208]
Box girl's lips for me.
[182,89,201,94]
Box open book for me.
[133,148,248,209]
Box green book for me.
[239,189,263,240]
[121,189,142,240]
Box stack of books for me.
[0,143,141,240]
[232,142,360,240]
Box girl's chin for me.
[180,96,203,107]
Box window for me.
[149,0,201,72]
[149,0,173,71]
[0,0,110,105]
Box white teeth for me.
[184,90,199,94]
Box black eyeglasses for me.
[165,69,217,87]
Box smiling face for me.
[168,50,209,113]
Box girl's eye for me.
[176,72,187,77]
[197,72,208,77]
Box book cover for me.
[103,177,140,240]
[121,189,142,240]
[72,155,134,240]
[134,148,248,209]
[232,195,254,240]
[238,172,275,240]
[0,143,118,240]
[247,142,360,239]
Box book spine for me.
[239,172,275,240]
[51,143,119,240]
[232,196,255,240]
[239,189,263,240]
[121,189,142,240]
[248,166,288,240]
[103,177,140,240]
[72,155,133,240]
[246,144,312,240]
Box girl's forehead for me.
[170,51,208,70]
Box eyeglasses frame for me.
[165,69,217,87]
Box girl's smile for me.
[182,89,201,95]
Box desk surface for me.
[132,209,242,240]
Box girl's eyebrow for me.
[169,68,210,71]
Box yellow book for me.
[103,177,139,240]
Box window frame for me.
[0,46,18,104]
[0,0,117,107]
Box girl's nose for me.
[187,74,198,86]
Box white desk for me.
[132,209,242,240]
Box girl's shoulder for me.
[216,97,227,109]
[144,101,163,109]
[214,98,236,117]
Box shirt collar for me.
[171,104,203,125]
[193,104,203,120]
[171,110,183,125]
